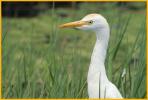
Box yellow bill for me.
[59,21,87,28]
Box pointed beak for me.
[59,21,87,28]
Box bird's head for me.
[59,14,109,32]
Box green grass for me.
[2,2,146,98]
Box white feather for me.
[81,14,123,98]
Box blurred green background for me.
[2,2,146,98]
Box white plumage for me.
[60,13,123,98]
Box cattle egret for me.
[59,14,123,98]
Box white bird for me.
[59,13,123,99]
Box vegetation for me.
[2,2,146,98]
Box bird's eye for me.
[88,20,94,24]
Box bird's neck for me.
[89,27,110,79]
[95,27,110,63]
